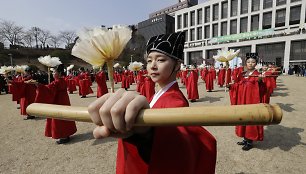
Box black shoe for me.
[242,143,253,151]
[56,137,70,144]
[81,96,86,98]
[24,115,35,120]
[237,140,247,145]
[17,106,20,109]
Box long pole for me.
[26,103,283,126]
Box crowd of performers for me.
[0,32,281,173]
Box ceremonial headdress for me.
[246,53,258,63]
[146,32,185,61]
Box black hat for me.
[246,53,258,59]
[246,53,258,62]
[146,32,185,61]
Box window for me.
[213,24,218,37]
[190,11,195,26]
[240,17,248,33]
[290,5,301,25]
[275,9,286,27]
[252,0,260,12]
[183,13,188,28]
[177,15,182,29]
[190,28,195,41]
[205,7,210,23]
[184,30,188,41]
[204,25,210,39]
[213,4,219,21]
[263,0,273,9]
[221,22,227,36]
[251,15,259,31]
[276,0,286,6]
[197,27,202,40]
[230,19,237,34]
[263,12,272,29]
[291,0,301,2]
[241,0,248,14]
[231,0,238,17]
[197,9,203,25]
[291,40,306,60]
[221,1,228,19]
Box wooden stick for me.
[26,103,282,126]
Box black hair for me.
[56,64,66,76]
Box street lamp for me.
[8,53,13,66]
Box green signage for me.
[210,29,275,43]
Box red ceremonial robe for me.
[232,67,239,83]
[186,70,199,100]
[218,68,226,87]
[78,72,93,96]
[116,82,217,174]
[205,69,215,91]
[201,68,208,82]
[181,70,188,85]
[136,70,145,93]
[11,75,37,116]
[142,77,155,101]
[35,78,77,139]
[230,70,264,141]
[121,70,130,89]
[261,71,274,103]
[66,74,77,93]
[95,71,108,98]
[225,68,232,85]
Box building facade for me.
[138,0,199,42]
[175,0,306,73]
[138,14,175,41]
[150,0,199,18]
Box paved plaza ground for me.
[0,75,305,174]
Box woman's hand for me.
[88,88,150,139]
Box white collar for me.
[245,70,255,78]
[149,81,177,108]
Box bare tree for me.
[29,27,41,48]
[23,30,34,48]
[37,29,51,48]
[0,20,24,46]
[59,30,76,48]
[49,35,61,48]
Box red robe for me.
[229,70,264,141]
[95,71,108,98]
[181,70,188,85]
[116,83,216,174]
[35,78,77,139]
[66,74,77,93]
[121,70,130,89]
[201,68,208,82]
[232,67,239,83]
[186,70,199,100]
[225,68,232,85]
[142,77,155,101]
[11,75,37,116]
[261,71,274,103]
[205,69,215,91]
[218,68,226,87]
[78,72,93,96]
[136,70,145,93]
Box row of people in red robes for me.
[8,65,77,144]
[229,53,278,151]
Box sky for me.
[0,0,207,35]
